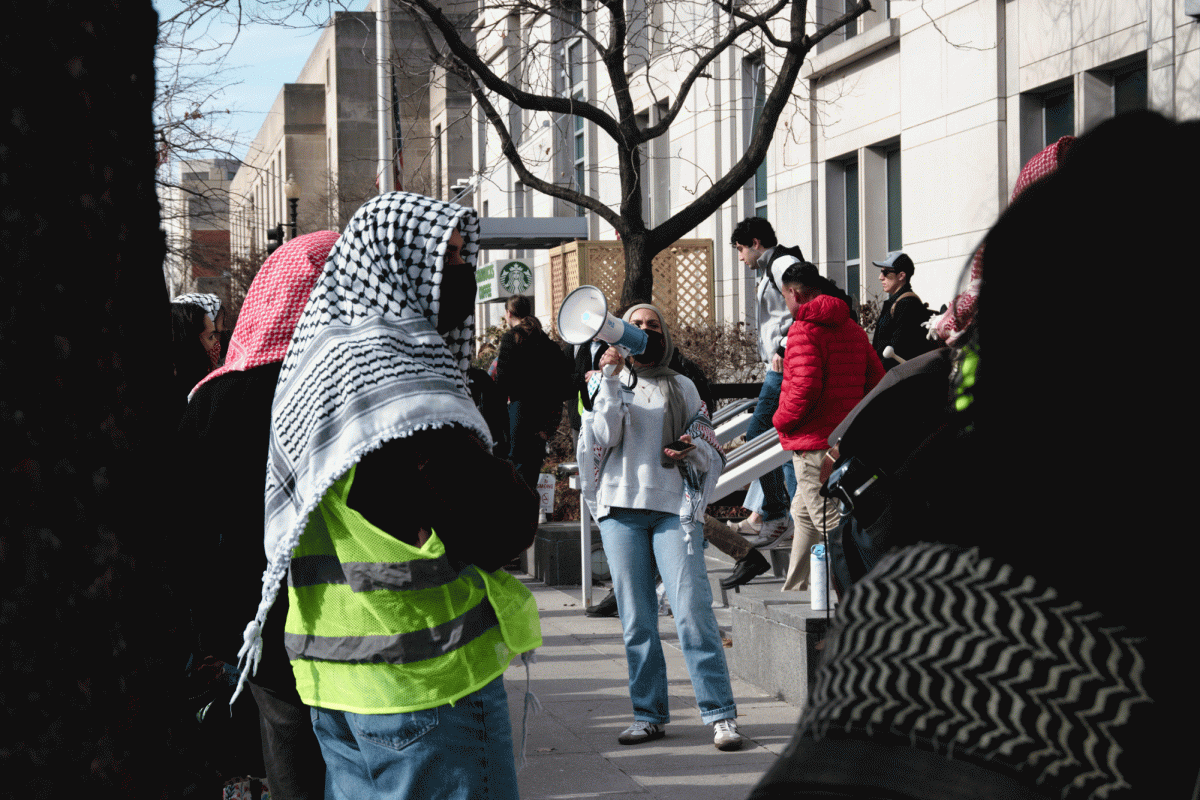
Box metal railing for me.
[561,389,788,607]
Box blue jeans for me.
[507,399,547,489]
[310,676,518,800]
[747,370,795,521]
[599,508,737,725]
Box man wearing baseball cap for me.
[871,251,935,370]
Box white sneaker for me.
[733,517,762,536]
[712,718,744,751]
[769,517,795,549]
[743,516,792,548]
[618,720,665,745]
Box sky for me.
[154,1,356,163]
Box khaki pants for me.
[783,449,840,591]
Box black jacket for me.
[872,286,935,370]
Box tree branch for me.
[712,0,791,49]
[650,0,870,248]
[395,0,624,141]
[429,31,624,230]
[640,0,790,143]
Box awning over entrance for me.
[477,216,588,250]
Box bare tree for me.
[400,0,871,305]
[153,2,351,298]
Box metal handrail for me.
[712,398,756,446]
[712,429,790,503]
[711,397,756,426]
[562,402,787,605]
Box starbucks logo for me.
[500,261,532,294]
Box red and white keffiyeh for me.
[190,231,339,398]
[931,135,1076,345]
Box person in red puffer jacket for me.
[773,262,884,591]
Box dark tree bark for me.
[2,2,203,795]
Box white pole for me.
[581,498,593,608]
[376,0,393,194]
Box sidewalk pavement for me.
[504,575,805,800]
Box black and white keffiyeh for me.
[172,292,222,319]
[235,192,490,698]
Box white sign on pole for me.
[536,473,555,514]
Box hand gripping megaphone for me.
[556,285,647,357]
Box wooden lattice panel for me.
[586,243,625,313]
[667,243,713,327]
[549,239,713,336]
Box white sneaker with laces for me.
[712,718,744,751]
[743,515,792,548]
[617,720,665,745]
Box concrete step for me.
[705,545,835,707]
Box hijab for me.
[235,192,488,698]
[173,291,221,320]
[623,303,688,468]
[171,292,223,370]
[189,231,339,398]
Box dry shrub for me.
[858,297,883,338]
[473,324,505,370]
[672,320,763,412]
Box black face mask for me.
[632,329,666,366]
[436,262,477,334]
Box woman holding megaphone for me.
[577,304,744,752]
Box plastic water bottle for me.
[810,543,829,611]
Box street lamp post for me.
[285,174,301,240]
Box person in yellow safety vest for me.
[235,191,542,800]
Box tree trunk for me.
[619,231,655,308]
[2,2,203,795]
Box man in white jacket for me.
[730,217,802,548]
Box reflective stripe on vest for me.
[289,553,461,592]
[285,463,541,715]
[284,595,498,664]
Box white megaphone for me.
[556,285,647,357]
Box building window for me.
[843,0,858,40]
[1020,79,1074,164]
[506,12,523,144]
[1043,88,1073,144]
[567,40,583,89]
[627,0,649,73]
[1083,54,1148,131]
[573,107,586,215]
[818,0,890,49]
[556,0,588,219]
[514,181,528,259]
[563,0,582,30]
[1113,62,1147,115]
[844,157,860,302]
[885,147,901,252]
[744,57,768,218]
[566,37,587,216]
[435,124,443,199]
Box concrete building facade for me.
[161,157,238,303]
[225,1,1198,332]
[229,5,474,261]
[469,0,1199,328]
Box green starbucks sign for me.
[499,261,532,295]
[475,259,532,302]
